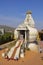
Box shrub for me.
[0,32,14,45]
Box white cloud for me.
[0,15,23,27]
[0,15,22,21]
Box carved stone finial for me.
[26,11,32,14]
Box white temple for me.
[14,11,38,43]
[2,11,39,60]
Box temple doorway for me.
[19,30,25,39]
[18,30,29,43]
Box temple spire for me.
[24,10,35,27]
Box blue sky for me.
[0,0,43,30]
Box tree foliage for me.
[0,32,14,45]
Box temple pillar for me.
[25,30,27,48]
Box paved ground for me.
[0,41,43,65]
